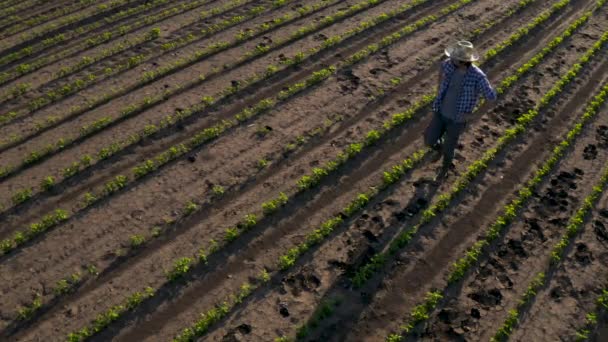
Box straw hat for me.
[445,40,479,62]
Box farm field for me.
[1,0,608,341]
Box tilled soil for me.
[1,0,608,341]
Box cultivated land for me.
[1,0,608,341]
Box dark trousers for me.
[424,111,466,167]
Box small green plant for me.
[211,185,225,196]
[224,227,239,242]
[12,188,32,205]
[17,294,43,320]
[129,235,145,248]
[257,158,268,169]
[167,257,193,281]
[256,125,271,137]
[87,265,99,276]
[83,192,97,207]
[184,201,199,215]
[41,176,56,191]
[151,226,162,237]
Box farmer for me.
[425,40,497,179]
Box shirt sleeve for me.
[477,73,497,101]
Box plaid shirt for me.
[432,59,497,122]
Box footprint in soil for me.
[369,67,388,76]
[497,239,527,259]
[493,97,532,125]
[523,218,547,242]
[550,276,576,302]
[574,243,593,265]
[283,266,321,296]
[468,288,503,308]
[437,307,479,338]
[597,125,608,147]
[337,69,360,94]
[379,50,395,68]
[583,144,598,160]
[395,197,428,221]
[221,323,252,342]
[541,171,579,208]
[594,220,608,242]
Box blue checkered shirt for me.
[432,59,497,122]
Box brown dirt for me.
[2,0,608,341]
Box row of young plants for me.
[0,0,217,85]
[0,29,160,105]
[0,0,404,255]
[57,0,492,339]
[66,268,270,342]
[0,0,359,214]
[388,73,608,341]
[0,0,433,218]
[1,0,536,336]
[574,288,608,341]
[0,0,296,105]
[170,0,588,338]
[66,0,581,338]
[492,161,608,341]
[0,0,259,90]
[5,112,341,333]
[0,0,93,31]
[14,265,98,325]
[0,0,531,272]
[0,0,143,58]
[0,0,371,145]
[0,0,316,124]
[0,0,98,38]
[382,22,608,342]
[0,0,39,16]
[287,0,602,337]
[0,0,176,67]
[0,0,389,133]
[351,0,599,287]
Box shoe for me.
[430,143,442,162]
[430,150,442,162]
[433,165,448,183]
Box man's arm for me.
[477,74,497,101]
[437,61,444,93]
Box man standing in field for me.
[425,40,497,179]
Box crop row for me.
[0,0,429,223]
[0,0,97,38]
[0,0,295,105]
[390,79,608,341]
[0,0,217,85]
[351,0,601,287]
[574,287,608,341]
[0,0,443,323]
[289,0,602,336]
[0,0,84,30]
[0,0,357,218]
[0,0,92,31]
[0,0,388,134]
[8,0,479,249]
[6,109,343,334]
[492,161,608,341]
[4,0,531,322]
[0,0,41,18]
[0,0,367,146]
[0,0,317,128]
[383,19,608,342]
[57,0,489,339]
[0,30,159,106]
[0,0,142,59]
[1,0,548,334]
[170,0,593,339]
